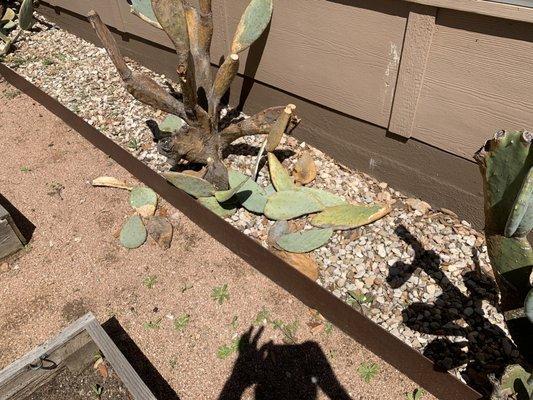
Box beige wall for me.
[45,0,533,160]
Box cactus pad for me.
[129,186,158,217]
[159,114,185,134]
[268,152,295,191]
[228,170,268,214]
[120,215,147,249]
[264,190,323,220]
[311,203,391,230]
[131,0,159,26]
[163,171,216,198]
[296,187,345,208]
[18,0,34,31]
[231,0,273,54]
[276,228,334,253]
[198,196,237,218]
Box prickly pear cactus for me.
[476,131,533,372]
[475,130,533,313]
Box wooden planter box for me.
[0,313,156,399]
[0,204,26,261]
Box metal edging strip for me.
[0,63,482,400]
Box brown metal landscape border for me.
[0,63,482,400]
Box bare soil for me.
[0,79,435,399]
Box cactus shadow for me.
[217,326,352,400]
[388,225,524,397]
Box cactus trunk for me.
[87,0,296,190]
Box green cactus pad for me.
[120,215,147,249]
[264,190,324,220]
[162,172,216,198]
[231,0,273,54]
[526,289,533,323]
[3,20,16,30]
[296,187,346,207]
[311,203,391,230]
[268,152,295,191]
[228,170,267,214]
[159,114,185,133]
[264,183,276,196]
[505,166,533,237]
[500,364,532,398]
[277,228,334,253]
[129,186,157,209]
[18,0,34,31]
[131,0,159,26]
[198,197,237,218]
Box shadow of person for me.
[218,327,352,400]
[387,225,525,397]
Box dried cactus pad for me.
[264,190,324,220]
[120,215,147,249]
[1,8,16,23]
[198,197,237,218]
[311,203,391,230]
[296,187,345,208]
[268,152,295,191]
[231,0,273,54]
[228,170,268,214]
[163,172,216,198]
[159,114,185,133]
[277,228,334,253]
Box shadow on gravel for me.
[102,317,181,400]
[388,225,523,397]
[218,327,352,400]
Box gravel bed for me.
[3,15,522,388]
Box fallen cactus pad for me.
[311,203,391,230]
[268,152,295,191]
[264,190,323,220]
[198,197,237,218]
[297,187,345,208]
[120,215,147,249]
[276,228,334,253]
[228,170,267,214]
[163,172,216,198]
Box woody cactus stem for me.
[88,0,296,190]
[475,130,533,319]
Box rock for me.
[0,262,9,273]
[404,198,431,214]
[147,216,173,249]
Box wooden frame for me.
[0,313,156,399]
[0,204,25,260]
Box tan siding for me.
[223,0,409,127]
[411,10,533,158]
[49,0,125,30]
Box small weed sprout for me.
[253,307,270,326]
[20,166,31,172]
[324,322,334,334]
[127,137,140,150]
[211,284,229,304]
[405,388,426,400]
[143,318,162,330]
[92,384,103,398]
[143,275,157,289]
[358,362,379,383]
[174,313,190,331]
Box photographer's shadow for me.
[218,327,352,400]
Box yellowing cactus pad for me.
[268,152,295,191]
[311,203,391,230]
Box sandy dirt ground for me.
[0,79,436,399]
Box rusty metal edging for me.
[0,63,482,400]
